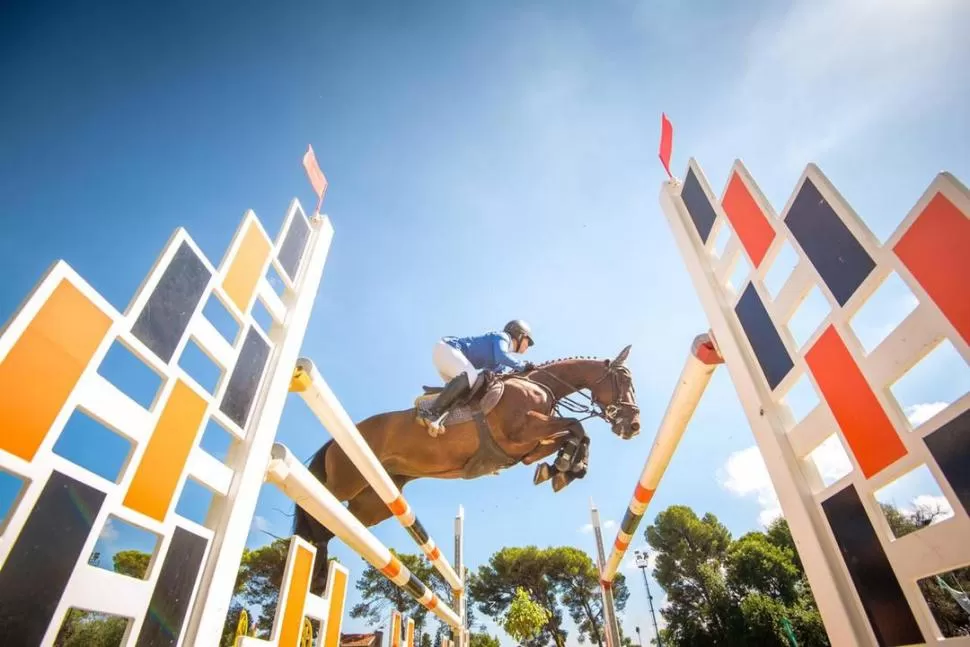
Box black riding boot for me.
[426,374,471,421]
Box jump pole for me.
[596,333,724,639]
[590,500,621,647]
[267,443,463,629]
[290,357,464,593]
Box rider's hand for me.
[523,362,536,371]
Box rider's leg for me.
[432,341,479,388]
[424,342,478,432]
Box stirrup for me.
[427,411,448,438]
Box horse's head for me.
[590,345,641,439]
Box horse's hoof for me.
[533,463,552,485]
[428,423,445,438]
[551,472,570,492]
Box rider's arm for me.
[492,333,529,372]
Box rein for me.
[526,363,638,425]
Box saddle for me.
[414,374,506,427]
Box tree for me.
[550,547,629,646]
[646,506,827,646]
[469,632,501,647]
[54,611,128,647]
[113,550,151,579]
[503,588,552,643]
[880,503,970,638]
[350,550,447,635]
[469,546,628,647]
[234,538,292,637]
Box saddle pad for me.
[414,379,506,427]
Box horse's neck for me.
[532,360,604,399]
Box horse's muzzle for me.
[612,413,641,440]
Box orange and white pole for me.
[600,333,723,583]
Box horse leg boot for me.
[424,373,471,437]
[552,426,588,492]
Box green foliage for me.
[350,550,447,634]
[503,588,552,643]
[54,610,128,647]
[647,506,827,647]
[221,603,250,647]
[880,503,970,637]
[113,550,151,579]
[234,538,291,637]
[469,631,501,647]
[469,545,628,647]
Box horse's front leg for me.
[520,413,588,491]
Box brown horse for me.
[294,346,641,592]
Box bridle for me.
[528,363,640,428]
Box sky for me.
[1,0,969,644]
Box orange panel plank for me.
[222,221,272,314]
[722,172,776,268]
[894,193,970,344]
[323,567,349,647]
[123,380,207,521]
[0,280,111,460]
[805,326,907,478]
[279,544,314,647]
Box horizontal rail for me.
[267,443,462,629]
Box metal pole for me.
[591,500,621,647]
[635,551,662,647]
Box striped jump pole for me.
[600,333,724,583]
[290,358,464,593]
[267,443,463,629]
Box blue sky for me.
[2,0,969,644]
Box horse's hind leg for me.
[295,442,374,594]
[346,476,414,528]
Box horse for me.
[294,346,641,593]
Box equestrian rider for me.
[423,320,536,427]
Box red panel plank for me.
[722,172,776,267]
[894,193,970,344]
[806,326,907,478]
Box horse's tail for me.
[293,440,336,594]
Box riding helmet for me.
[504,320,535,346]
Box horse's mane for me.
[535,356,604,368]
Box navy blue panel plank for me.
[784,179,875,306]
[735,284,793,390]
[131,242,211,363]
[0,472,106,645]
[924,408,970,514]
[822,485,923,647]
[219,327,270,428]
[135,526,207,647]
[681,168,717,243]
[278,213,311,281]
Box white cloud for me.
[710,0,969,175]
[905,402,947,427]
[718,446,781,526]
[809,436,854,486]
[907,495,955,523]
[99,518,120,543]
[579,519,616,534]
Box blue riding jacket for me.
[443,332,529,373]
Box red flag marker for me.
[658,113,673,179]
[303,144,328,214]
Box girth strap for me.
[461,410,518,479]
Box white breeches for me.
[432,341,479,387]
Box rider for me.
[423,320,537,425]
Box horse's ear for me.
[612,345,632,367]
